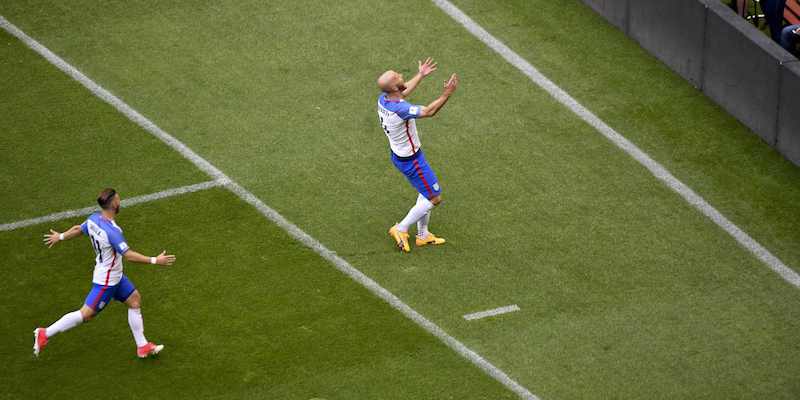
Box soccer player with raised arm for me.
[377,58,459,252]
[34,188,175,358]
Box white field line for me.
[432,0,800,289]
[0,180,223,232]
[0,16,539,400]
[464,305,521,321]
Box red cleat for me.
[33,328,48,357]
[137,342,164,358]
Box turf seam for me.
[0,180,223,231]
[431,0,800,289]
[0,16,539,400]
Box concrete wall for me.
[582,0,800,167]
[778,62,800,165]
[582,0,629,31]
[628,0,708,87]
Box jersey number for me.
[379,116,390,135]
[89,234,103,262]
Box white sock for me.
[416,194,432,238]
[45,310,83,338]
[128,308,148,347]
[417,212,430,238]
[398,195,433,232]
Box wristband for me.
[59,233,64,241]
[150,257,157,265]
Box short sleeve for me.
[107,229,130,255]
[80,221,88,236]
[395,102,423,120]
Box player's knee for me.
[126,291,141,309]
[79,306,95,321]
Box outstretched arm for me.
[419,73,459,118]
[43,225,82,248]
[124,249,176,266]
[402,57,438,97]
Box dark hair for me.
[97,188,117,210]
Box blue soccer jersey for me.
[377,93,424,157]
[81,213,130,286]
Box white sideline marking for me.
[0,16,538,400]
[464,305,521,321]
[432,0,800,289]
[0,180,222,232]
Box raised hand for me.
[43,229,61,248]
[443,73,459,95]
[156,250,176,266]
[418,57,438,77]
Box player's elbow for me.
[421,108,437,118]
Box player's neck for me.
[101,210,116,221]
[385,91,403,101]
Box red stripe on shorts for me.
[413,159,434,198]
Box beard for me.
[397,83,407,91]
[113,204,120,214]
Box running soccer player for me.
[376,58,459,252]
[34,188,175,358]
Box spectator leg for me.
[780,24,800,55]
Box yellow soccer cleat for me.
[416,232,446,247]
[388,224,411,253]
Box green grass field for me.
[2,1,800,399]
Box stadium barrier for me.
[629,0,707,87]
[582,0,800,166]
[582,0,629,32]
[778,62,800,164]
[703,1,796,145]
